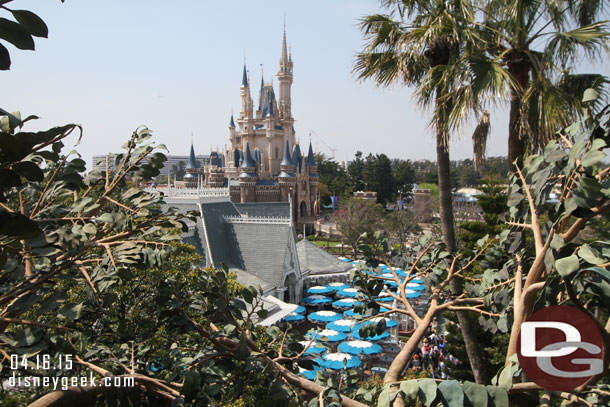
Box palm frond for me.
[545,21,610,67]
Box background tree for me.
[385,210,419,252]
[347,150,365,192]
[315,152,350,204]
[335,198,385,256]
[363,153,396,205]
[391,158,415,200]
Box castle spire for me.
[306,141,316,166]
[186,141,197,170]
[241,64,248,87]
[241,142,255,169]
[281,19,289,67]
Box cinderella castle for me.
[183,27,318,226]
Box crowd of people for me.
[406,322,460,379]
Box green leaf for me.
[579,244,605,265]
[555,255,580,280]
[438,380,463,407]
[583,267,610,285]
[256,309,268,319]
[418,378,437,407]
[0,42,9,70]
[181,371,201,403]
[463,381,488,407]
[0,168,21,187]
[486,385,508,407]
[550,234,565,250]
[399,380,419,400]
[12,161,43,182]
[39,291,67,314]
[581,150,606,167]
[0,210,40,238]
[58,303,84,320]
[10,10,48,38]
[497,365,513,390]
[377,384,390,407]
[0,17,35,50]
[241,287,253,304]
[583,88,599,103]
[506,192,523,207]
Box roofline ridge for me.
[197,203,215,268]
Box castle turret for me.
[278,25,293,120]
[184,141,199,188]
[277,140,296,202]
[229,113,236,144]
[292,143,302,174]
[277,25,294,146]
[306,141,319,213]
[238,142,257,202]
[239,64,253,134]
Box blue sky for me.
[3,1,607,167]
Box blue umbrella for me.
[337,288,361,298]
[411,278,424,284]
[306,329,347,343]
[298,341,327,355]
[284,312,305,322]
[316,353,361,370]
[380,272,402,282]
[326,319,356,333]
[343,307,390,318]
[406,283,425,291]
[354,317,398,330]
[302,295,333,305]
[351,325,390,341]
[338,340,383,356]
[338,257,352,262]
[309,310,343,323]
[374,292,397,303]
[299,365,322,380]
[294,306,306,314]
[404,289,422,299]
[306,285,334,295]
[332,298,363,308]
[325,282,350,291]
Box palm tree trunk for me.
[436,121,492,384]
[507,58,531,172]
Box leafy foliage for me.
[0,1,63,70]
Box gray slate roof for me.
[296,239,354,276]
[230,268,274,292]
[234,202,290,217]
[225,222,296,289]
[200,201,241,268]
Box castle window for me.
[275,146,279,159]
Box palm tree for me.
[354,0,492,384]
[457,0,609,170]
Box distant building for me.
[91,153,212,178]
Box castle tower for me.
[306,141,319,213]
[292,143,302,174]
[277,25,294,146]
[277,140,296,202]
[184,142,199,188]
[238,64,253,135]
[238,142,257,202]
[229,113,236,143]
